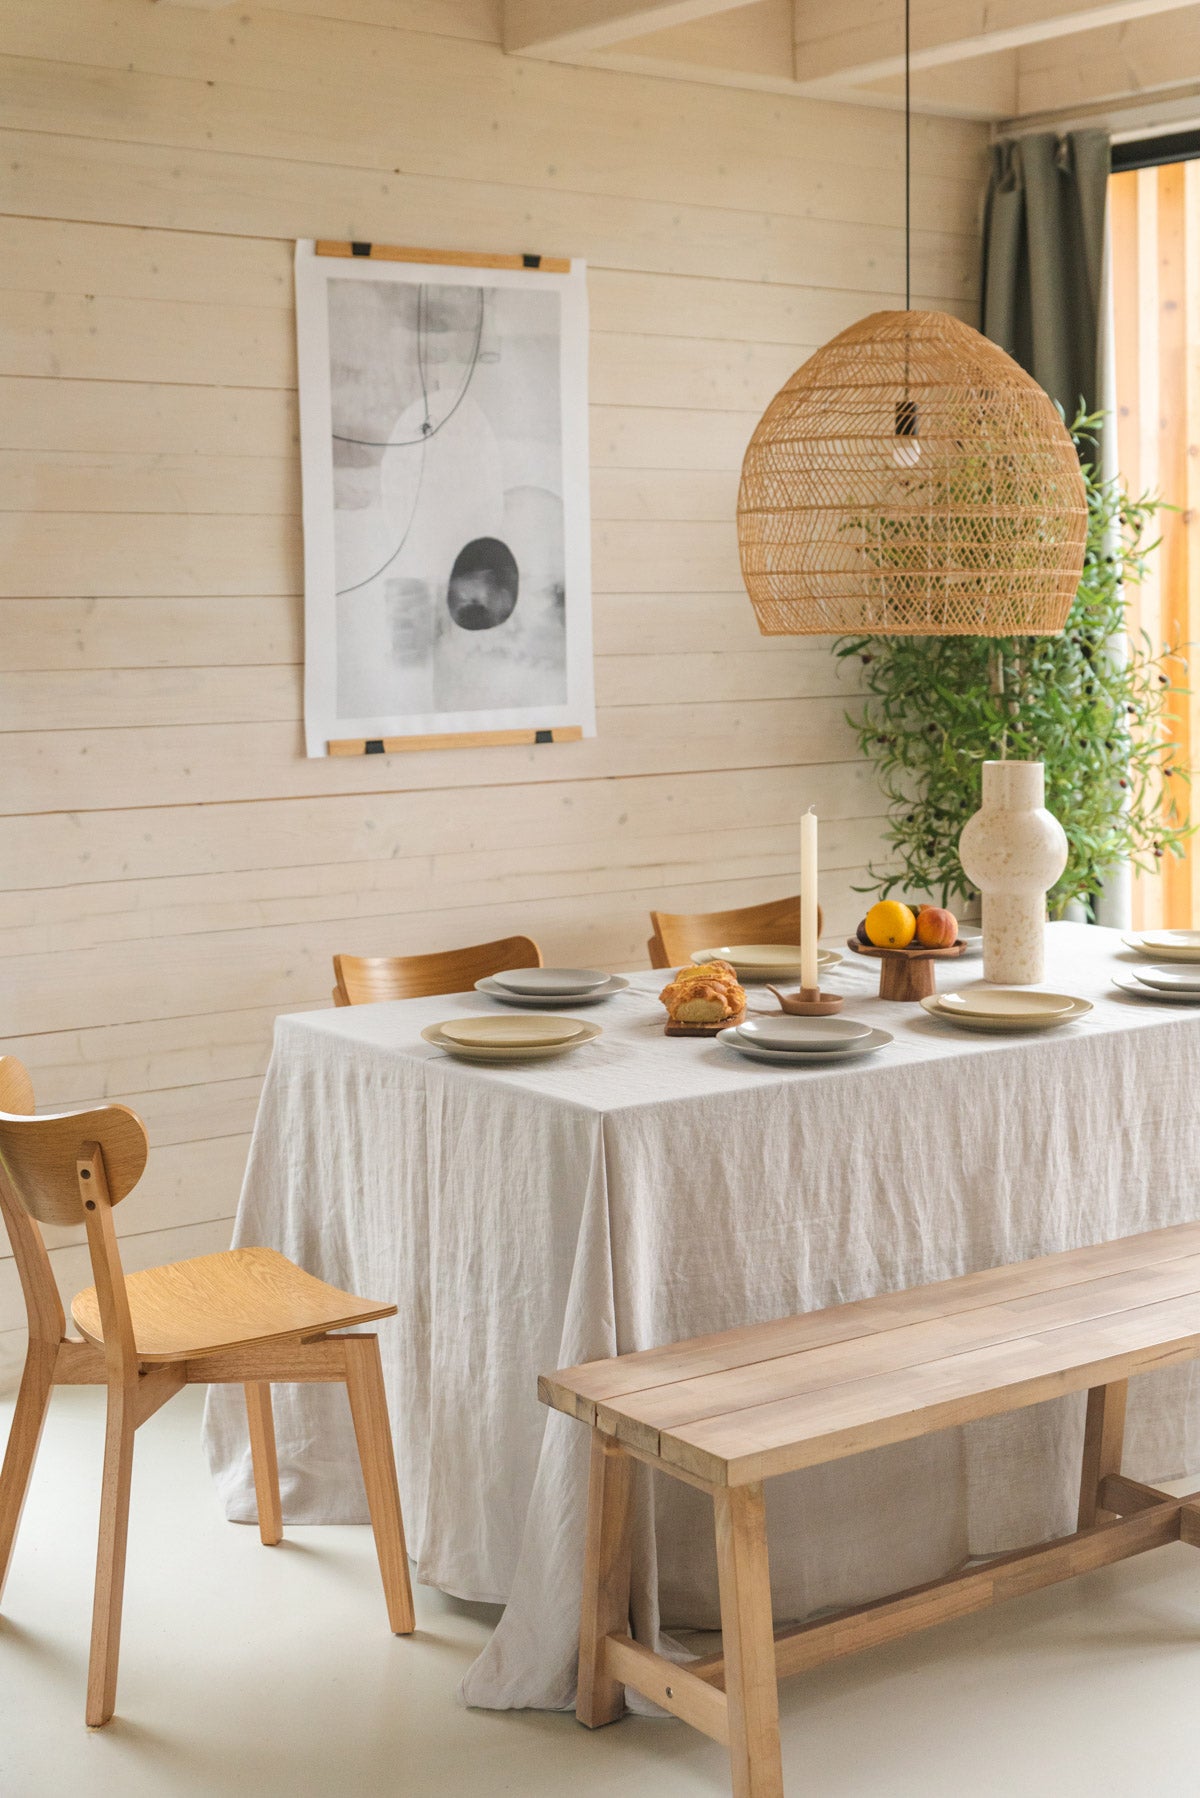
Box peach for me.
[915,906,958,948]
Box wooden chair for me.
[332,935,542,1005]
[544,1221,1200,1797]
[648,897,822,971]
[0,1055,413,1728]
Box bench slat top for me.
[540,1223,1200,1486]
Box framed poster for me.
[295,241,595,756]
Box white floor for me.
[3,1388,1200,1797]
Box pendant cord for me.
[904,0,911,313]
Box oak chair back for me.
[648,895,822,970]
[333,935,543,1004]
[0,1057,64,1348]
[0,1060,147,1367]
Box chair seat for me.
[71,1246,396,1363]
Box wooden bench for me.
[540,1222,1200,1798]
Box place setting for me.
[1122,929,1200,965]
[421,1012,603,1064]
[474,965,630,1007]
[919,987,1094,1033]
[716,1013,893,1067]
[1112,961,1200,1005]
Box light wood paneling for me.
[1110,163,1200,931]
[0,0,985,1350]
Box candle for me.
[800,806,818,993]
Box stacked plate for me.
[1113,963,1200,1005]
[422,1014,602,1064]
[691,944,842,982]
[921,988,1092,1033]
[476,966,630,1008]
[1123,929,1200,964]
[717,1014,892,1066]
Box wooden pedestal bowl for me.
[845,937,967,1002]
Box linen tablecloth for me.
[202,923,1200,1709]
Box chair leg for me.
[576,1430,634,1728]
[714,1483,783,1798]
[341,1335,414,1635]
[0,1341,57,1609]
[86,1383,136,1728]
[244,1382,283,1547]
[1078,1380,1127,1529]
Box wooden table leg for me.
[1078,1380,1127,1529]
[577,1431,634,1728]
[342,1335,415,1635]
[715,1483,783,1798]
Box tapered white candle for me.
[800,806,819,992]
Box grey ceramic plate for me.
[717,1025,892,1065]
[1112,976,1200,1005]
[491,966,610,995]
[476,974,630,1008]
[736,1016,872,1051]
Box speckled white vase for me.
[958,761,1067,985]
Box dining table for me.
[202,922,1200,1712]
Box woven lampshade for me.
[737,310,1089,637]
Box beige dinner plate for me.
[1123,931,1200,963]
[692,944,842,978]
[920,994,1093,1033]
[437,1014,587,1049]
[937,988,1075,1021]
[421,1020,602,1063]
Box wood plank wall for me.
[0,0,988,1376]
[1110,163,1200,933]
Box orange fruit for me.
[865,900,916,948]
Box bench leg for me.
[715,1483,783,1798]
[577,1431,634,1727]
[1078,1380,1127,1529]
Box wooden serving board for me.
[664,1009,746,1037]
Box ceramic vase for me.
[958,761,1067,985]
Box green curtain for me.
[982,129,1110,421]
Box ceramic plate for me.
[717,1024,892,1065]
[937,988,1075,1021]
[1134,964,1200,992]
[421,1020,601,1063]
[920,994,1092,1033]
[437,1014,587,1049]
[737,1016,872,1052]
[1113,976,1200,1005]
[692,945,842,979]
[476,974,629,1008]
[957,924,983,956]
[1123,932,1200,963]
[491,966,609,995]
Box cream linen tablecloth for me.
[202,923,1200,1710]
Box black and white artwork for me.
[295,243,594,755]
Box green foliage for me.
[834,411,1190,917]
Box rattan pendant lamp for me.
[737,2,1088,638]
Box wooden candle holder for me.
[766,985,844,1016]
[846,938,966,1001]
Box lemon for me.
[865,899,916,948]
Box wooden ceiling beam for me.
[793,0,1200,92]
[503,0,763,58]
